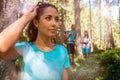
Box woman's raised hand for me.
[22,3,38,22]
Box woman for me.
[0,2,70,80]
[80,30,91,59]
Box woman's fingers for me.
[21,3,39,22]
[22,2,36,13]
[32,6,39,14]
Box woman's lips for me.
[49,29,56,33]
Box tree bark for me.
[106,0,115,49]
[98,0,104,50]
[59,0,66,44]
[118,0,120,25]
[89,0,94,52]
[0,0,20,80]
[74,0,81,55]
[0,0,19,32]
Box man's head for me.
[71,24,75,30]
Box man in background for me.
[64,24,76,65]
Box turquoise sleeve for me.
[15,42,27,56]
[64,48,71,69]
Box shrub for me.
[100,48,120,80]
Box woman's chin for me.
[48,34,56,38]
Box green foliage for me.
[112,21,120,47]
[100,48,120,80]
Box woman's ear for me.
[33,19,39,27]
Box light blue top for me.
[15,42,70,80]
[67,30,75,44]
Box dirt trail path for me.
[68,53,104,80]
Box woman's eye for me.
[55,17,59,22]
[45,17,51,21]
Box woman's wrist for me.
[15,16,30,30]
[21,14,31,23]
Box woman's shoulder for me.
[55,44,67,50]
[15,42,31,56]
[55,44,68,54]
[56,44,66,48]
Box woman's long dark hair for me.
[27,2,58,42]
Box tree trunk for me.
[59,0,66,44]
[106,0,115,49]
[89,0,94,52]
[0,0,19,32]
[42,0,44,2]
[118,0,120,25]
[98,0,104,50]
[0,0,20,80]
[74,0,81,55]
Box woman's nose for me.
[51,19,58,26]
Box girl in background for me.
[80,30,91,59]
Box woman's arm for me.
[80,39,88,44]
[0,47,19,61]
[0,16,28,53]
[0,6,38,60]
[62,69,68,80]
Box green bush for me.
[100,48,120,80]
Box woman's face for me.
[84,32,88,36]
[36,7,59,38]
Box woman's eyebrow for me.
[44,15,52,17]
[44,14,58,17]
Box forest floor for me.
[68,53,105,80]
